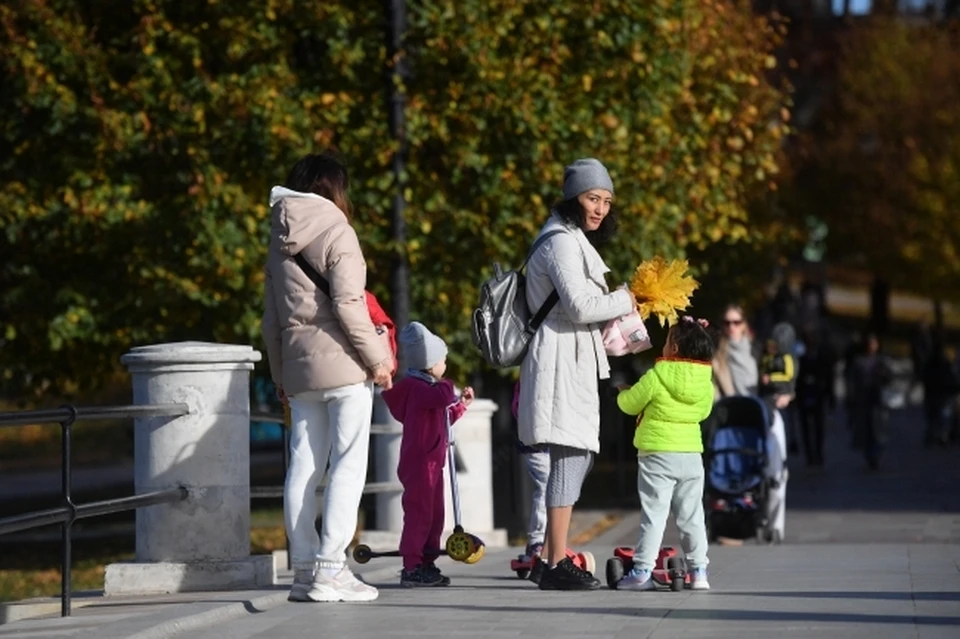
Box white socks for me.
[318,565,341,579]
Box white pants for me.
[766,409,789,539]
[285,381,373,570]
[634,453,709,570]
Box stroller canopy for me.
[704,396,769,496]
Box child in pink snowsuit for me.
[382,322,474,587]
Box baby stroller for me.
[701,396,774,543]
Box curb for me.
[125,591,289,639]
[123,564,406,639]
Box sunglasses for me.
[724,319,745,326]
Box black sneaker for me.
[538,557,602,591]
[528,555,545,585]
[400,565,445,587]
[423,563,451,586]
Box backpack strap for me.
[530,290,559,331]
[521,229,565,271]
[523,229,566,330]
[293,252,331,298]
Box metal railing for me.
[0,405,414,614]
[249,412,404,499]
[0,404,190,617]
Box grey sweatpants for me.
[523,450,550,546]
[634,453,709,571]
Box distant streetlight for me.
[385,0,409,340]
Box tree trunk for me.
[934,298,945,334]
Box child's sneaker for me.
[524,542,544,560]
[400,565,445,587]
[617,567,656,591]
[689,566,710,590]
[423,563,451,586]
[538,557,602,591]
[307,566,379,602]
[288,568,314,602]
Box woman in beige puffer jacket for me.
[262,152,392,603]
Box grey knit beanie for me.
[399,321,448,371]
[562,158,614,201]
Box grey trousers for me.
[523,450,550,546]
[634,453,709,570]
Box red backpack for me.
[365,291,398,375]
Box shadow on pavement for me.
[370,602,960,627]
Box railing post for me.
[104,342,272,595]
[59,405,77,617]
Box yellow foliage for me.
[629,257,700,327]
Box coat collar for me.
[543,213,611,287]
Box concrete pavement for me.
[3,403,960,637]
[2,543,957,639]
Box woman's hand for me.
[461,386,475,407]
[775,393,792,409]
[371,363,393,390]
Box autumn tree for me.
[796,16,960,308]
[1,0,790,399]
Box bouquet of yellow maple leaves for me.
[629,256,699,327]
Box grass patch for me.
[0,421,134,469]
[0,523,289,604]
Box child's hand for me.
[616,384,631,392]
[461,386,475,407]
[761,374,770,385]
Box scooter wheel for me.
[605,557,624,589]
[671,575,684,591]
[515,569,530,580]
[445,531,476,562]
[464,544,485,564]
[352,544,373,564]
[580,551,596,575]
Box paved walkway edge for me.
[126,564,400,639]
[125,591,290,639]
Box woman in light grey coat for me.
[517,158,636,591]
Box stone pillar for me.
[104,342,273,595]
[442,399,507,547]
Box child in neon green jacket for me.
[614,316,717,592]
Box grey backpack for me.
[472,230,563,368]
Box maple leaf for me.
[629,256,700,327]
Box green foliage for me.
[794,17,960,300]
[1,0,789,397]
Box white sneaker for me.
[307,566,379,602]
[617,567,656,591]
[288,569,315,602]
[690,566,710,591]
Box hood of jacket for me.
[652,358,714,407]
[269,186,346,257]
[770,322,797,354]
